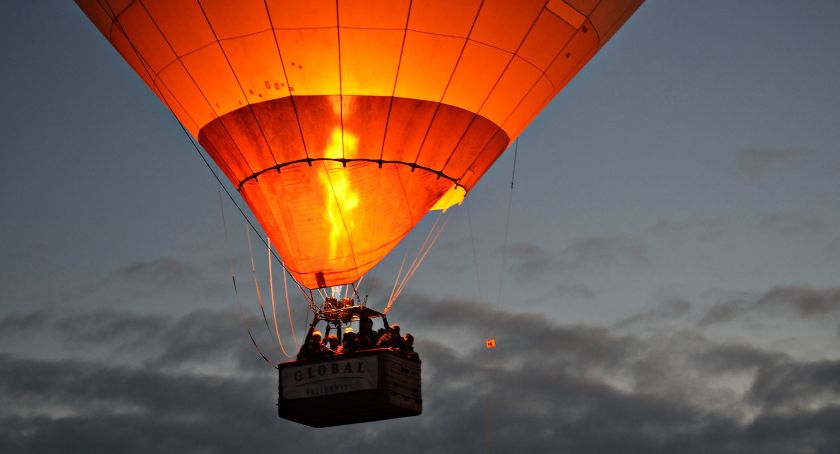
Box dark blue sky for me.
[2,2,840,452]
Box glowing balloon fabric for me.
[76,0,643,288]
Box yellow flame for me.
[320,127,360,259]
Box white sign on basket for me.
[282,356,379,399]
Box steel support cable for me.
[245,226,276,338]
[483,138,519,450]
[388,214,450,309]
[476,138,518,452]
[386,210,447,311]
[281,260,299,349]
[267,238,292,358]
[387,223,431,311]
[495,138,519,309]
[387,250,411,312]
[353,276,364,301]
[219,193,273,365]
[385,210,449,312]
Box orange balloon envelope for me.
[76,0,643,289]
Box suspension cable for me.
[385,210,450,313]
[245,226,276,339]
[267,238,292,358]
[219,192,273,365]
[387,250,410,311]
[390,214,450,306]
[495,138,519,308]
[281,259,299,349]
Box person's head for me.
[404,333,414,346]
[361,318,373,331]
[311,330,322,344]
[390,324,400,335]
[326,334,339,347]
[343,331,356,342]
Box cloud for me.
[554,282,595,300]
[647,216,727,242]
[736,148,805,179]
[505,242,554,280]
[614,298,692,329]
[560,236,648,271]
[748,359,840,412]
[757,210,826,236]
[78,258,229,308]
[108,258,206,289]
[504,236,648,281]
[700,285,840,326]
[50,308,287,373]
[0,311,46,337]
[55,310,168,344]
[3,294,840,453]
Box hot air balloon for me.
[75,0,643,427]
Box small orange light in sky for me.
[485,338,497,349]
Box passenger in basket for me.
[297,330,333,360]
[403,333,415,353]
[325,334,340,353]
[388,324,407,352]
[375,327,392,349]
[358,317,379,349]
[337,328,358,354]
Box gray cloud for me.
[109,258,206,289]
[748,360,840,413]
[3,294,840,453]
[79,258,228,307]
[614,298,692,329]
[561,236,648,271]
[505,242,554,281]
[736,148,806,179]
[55,310,168,344]
[504,237,648,281]
[554,282,595,300]
[757,210,826,236]
[647,216,727,242]
[0,311,46,337]
[700,285,840,326]
[51,308,287,373]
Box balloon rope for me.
[267,238,291,358]
[219,192,273,365]
[354,276,365,299]
[245,226,276,339]
[386,250,410,313]
[495,138,518,308]
[282,260,299,349]
[388,213,449,309]
[385,210,449,312]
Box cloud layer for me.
[3,288,840,453]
